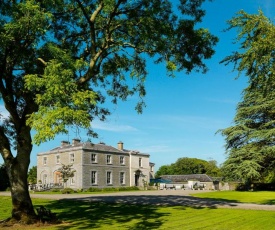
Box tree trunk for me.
[4,129,37,223]
[7,160,37,222]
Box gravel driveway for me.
[1,190,275,211]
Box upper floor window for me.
[120,172,125,185]
[70,153,75,163]
[56,155,60,164]
[106,171,112,185]
[106,155,112,164]
[139,158,142,167]
[91,171,97,185]
[91,154,97,163]
[43,157,47,165]
[120,156,125,165]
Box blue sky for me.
[1,0,274,171]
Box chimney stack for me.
[72,138,81,146]
[117,141,124,150]
[61,141,70,147]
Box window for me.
[91,154,97,163]
[43,157,47,165]
[106,171,112,185]
[43,174,47,184]
[56,155,60,164]
[70,153,75,163]
[91,171,97,185]
[139,158,142,167]
[120,172,125,185]
[106,155,112,164]
[120,156,125,165]
[70,174,76,185]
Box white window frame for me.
[91,153,97,163]
[106,155,112,164]
[70,173,76,185]
[106,171,112,185]
[70,153,75,163]
[120,172,125,185]
[43,174,47,184]
[56,155,60,164]
[91,171,97,185]
[43,157,47,165]
[120,156,125,165]
[139,158,142,167]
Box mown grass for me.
[1,192,275,229]
[192,191,275,205]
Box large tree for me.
[0,0,217,223]
[155,157,221,178]
[220,10,275,183]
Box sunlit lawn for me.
[192,191,275,205]
[1,192,275,229]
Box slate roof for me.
[161,174,218,182]
[38,141,149,156]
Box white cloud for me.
[91,120,138,132]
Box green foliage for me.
[220,10,275,183]
[58,164,76,183]
[86,186,139,192]
[0,0,217,220]
[155,157,221,177]
[28,166,37,184]
[61,188,76,194]
[2,196,275,229]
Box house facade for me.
[37,139,154,189]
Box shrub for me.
[61,188,75,194]
[87,187,101,192]
[51,188,61,192]
[118,186,139,191]
[101,187,119,192]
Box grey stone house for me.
[37,139,154,189]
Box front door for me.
[135,174,139,186]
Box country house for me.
[37,139,155,190]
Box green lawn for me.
[192,191,275,205]
[1,192,275,229]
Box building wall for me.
[37,142,152,190]
[130,154,150,187]
[37,147,83,189]
[81,150,130,189]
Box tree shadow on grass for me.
[41,200,170,229]
[37,194,242,229]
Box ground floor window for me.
[120,172,125,185]
[106,171,112,185]
[91,171,97,185]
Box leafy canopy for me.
[155,157,221,178]
[0,0,217,146]
[220,10,275,183]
